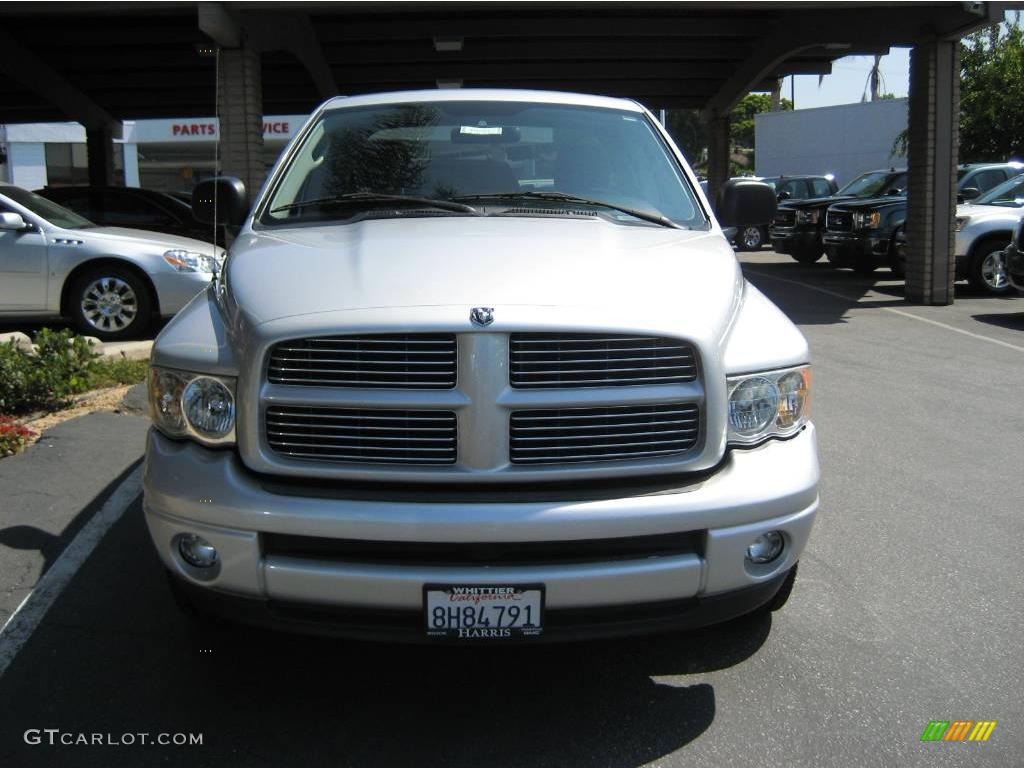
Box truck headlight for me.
[163,249,218,273]
[795,209,819,224]
[727,365,811,446]
[853,211,881,229]
[149,366,236,446]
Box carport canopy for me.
[0,1,1013,304]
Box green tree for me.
[959,22,1024,162]
[664,93,792,175]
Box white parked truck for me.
[144,90,818,642]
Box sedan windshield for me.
[260,101,706,229]
[0,185,96,229]
[974,175,1024,207]
[837,171,905,198]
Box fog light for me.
[746,531,784,564]
[178,534,219,568]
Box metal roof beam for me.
[0,26,119,132]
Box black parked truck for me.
[821,163,1023,274]
[733,174,837,251]
[769,168,907,264]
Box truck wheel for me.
[765,563,799,612]
[825,248,853,268]
[737,225,765,251]
[790,247,823,264]
[67,265,153,340]
[968,239,1013,294]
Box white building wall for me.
[7,142,48,189]
[755,99,908,187]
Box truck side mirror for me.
[959,186,980,202]
[715,179,776,228]
[0,212,28,231]
[192,177,249,226]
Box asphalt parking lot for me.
[0,250,1021,767]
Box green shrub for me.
[0,329,99,414]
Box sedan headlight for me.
[728,366,811,446]
[795,209,819,224]
[853,210,881,229]
[163,249,219,274]
[149,366,236,446]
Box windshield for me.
[260,101,705,228]
[973,175,1024,207]
[837,171,906,198]
[0,186,96,229]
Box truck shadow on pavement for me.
[0,498,773,768]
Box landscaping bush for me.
[0,328,147,415]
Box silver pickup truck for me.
[144,90,818,642]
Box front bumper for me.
[143,425,819,641]
[150,269,213,317]
[769,226,819,254]
[822,230,891,263]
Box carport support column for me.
[86,126,115,187]
[705,114,730,205]
[905,39,959,305]
[217,45,265,199]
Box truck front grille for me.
[266,406,457,465]
[509,403,700,465]
[267,334,456,389]
[826,210,853,231]
[773,209,796,227]
[509,333,697,389]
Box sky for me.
[785,48,911,111]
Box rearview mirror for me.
[0,212,27,231]
[192,177,248,226]
[715,179,776,228]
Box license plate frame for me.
[423,583,545,640]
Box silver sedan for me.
[0,183,223,340]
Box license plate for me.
[424,584,544,640]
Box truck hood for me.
[227,217,741,330]
[779,194,860,211]
[828,196,907,213]
[68,226,219,254]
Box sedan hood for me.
[227,217,741,330]
[71,226,219,253]
[955,203,1024,219]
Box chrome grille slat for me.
[510,403,700,465]
[266,406,457,465]
[510,333,696,389]
[268,334,456,389]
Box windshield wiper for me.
[270,192,479,215]
[450,191,683,229]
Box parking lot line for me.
[743,268,1024,353]
[0,466,143,680]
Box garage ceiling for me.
[0,1,1007,125]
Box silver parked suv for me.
[144,90,819,642]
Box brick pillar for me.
[705,114,730,206]
[905,39,959,305]
[217,45,265,199]
[86,126,115,187]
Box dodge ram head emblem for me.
[470,307,494,326]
